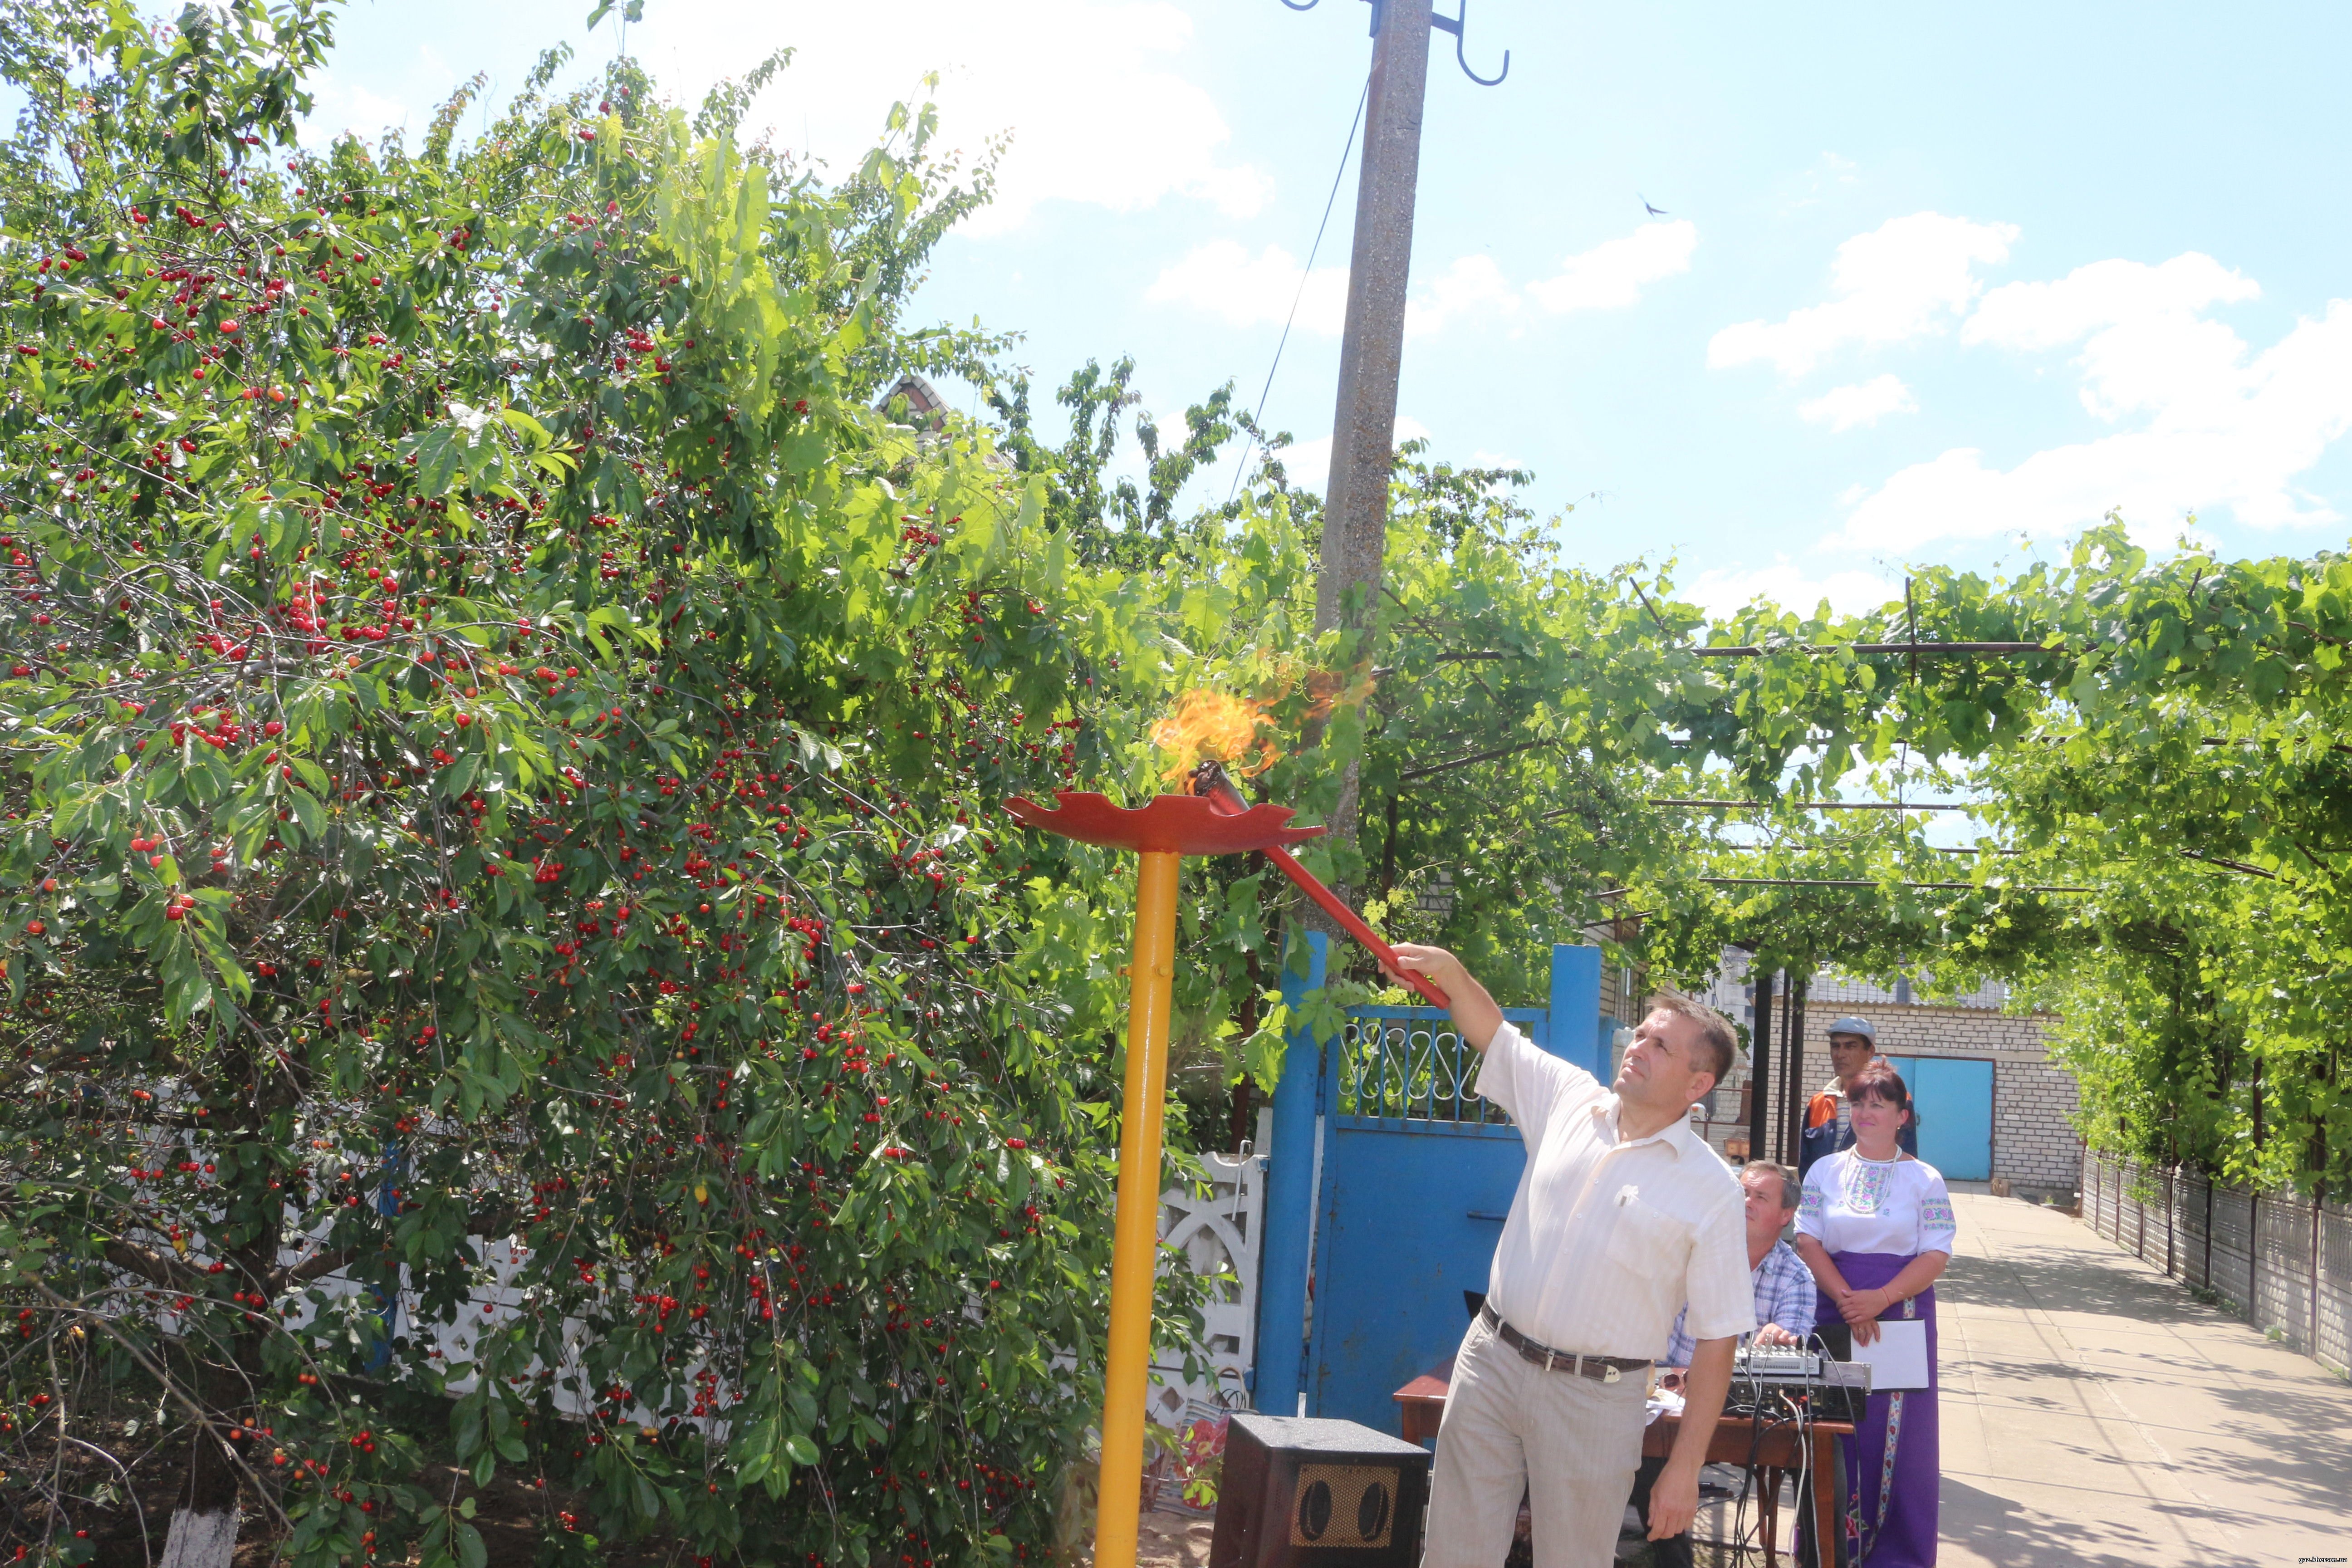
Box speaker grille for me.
[1286,1463,1398,1549]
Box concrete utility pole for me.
[1303,0,1505,880]
[1316,0,1433,646]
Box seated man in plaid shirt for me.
[1627,1161,1817,1567]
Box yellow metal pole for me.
[1094,849,1181,1568]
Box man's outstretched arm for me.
[1385,945,1505,1053]
[1648,1334,1734,1539]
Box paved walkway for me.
[1938,1192,2352,1567]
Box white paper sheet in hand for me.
[1852,1319,1930,1390]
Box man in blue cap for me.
[1797,1015,1917,1177]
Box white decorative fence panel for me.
[145,1148,1273,1436]
[1149,1150,1265,1426]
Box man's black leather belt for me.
[1479,1304,1650,1384]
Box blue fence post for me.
[1251,931,1326,1414]
[1546,944,1603,1077]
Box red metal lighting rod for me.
[1191,764,1451,1009]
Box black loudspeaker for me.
[1210,1414,1429,1568]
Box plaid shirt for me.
[1662,1238,1816,1366]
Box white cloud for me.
[1964,253,2257,353]
[1799,374,1918,432]
[1831,276,2352,551]
[1150,222,1695,341]
[1144,241,1347,333]
[637,0,1271,235]
[1526,220,1697,313]
[1406,255,1520,337]
[304,76,417,144]
[1709,212,2019,376]
[1147,222,1703,338]
[1147,246,1521,340]
[1282,416,1432,495]
[1964,253,2261,423]
[1681,561,1904,620]
[1777,151,1862,216]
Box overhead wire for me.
[1222,73,1372,507]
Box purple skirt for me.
[1817,1252,1937,1567]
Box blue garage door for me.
[1882,1055,1994,1181]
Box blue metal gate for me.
[1252,938,1602,1436]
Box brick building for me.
[1600,948,2082,1203]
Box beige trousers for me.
[1422,1313,1651,1568]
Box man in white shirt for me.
[1631,1162,1818,1568]
[1387,944,1754,1568]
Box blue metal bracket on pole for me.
[1250,931,1326,1411]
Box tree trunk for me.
[159,1506,237,1568]
[160,1406,240,1568]
[161,1285,265,1568]
[1234,873,1269,1152]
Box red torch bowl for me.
[1004,791,1327,857]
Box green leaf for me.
[776,430,826,475]
[444,752,481,798]
[288,788,324,840]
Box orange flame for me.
[1301,666,1377,725]
[1151,691,1281,780]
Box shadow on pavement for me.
[1943,1244,2213,1323]
[1938,1476,2177,1568]
[1934,1202,2352,1564]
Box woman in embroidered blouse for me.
[1793,1063,1953,1568]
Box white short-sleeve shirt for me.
[1795,1149,1958,1258]
[1474,1021,1754,1359]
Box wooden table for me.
[1392,1361,1454,1448]
[1394,1362,1849,1568]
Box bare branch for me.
[100,1239,195,1293]
[24,1280,290,1534]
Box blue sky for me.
[293,0,2352,617]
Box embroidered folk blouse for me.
[1795,1150,1958,1259]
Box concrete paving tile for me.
[1934,1470,2295,1568]
[1920,1193,2352,1567]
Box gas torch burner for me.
[1186,760,1450,1009]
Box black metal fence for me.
[2082,1151,2351,1375]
